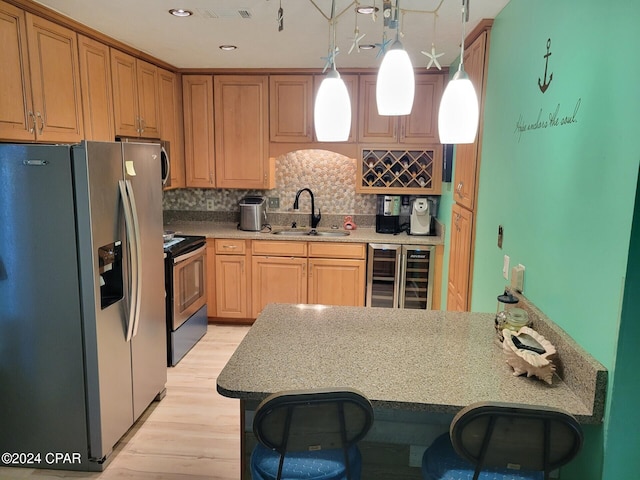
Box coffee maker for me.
[410,197,431,235]
[376,195,401,234]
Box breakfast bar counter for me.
[217,303,604,423]
[217,302,606,478]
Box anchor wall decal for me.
[538,38,553,93]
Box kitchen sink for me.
[271,229,350,237]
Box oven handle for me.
[173,244,206,264]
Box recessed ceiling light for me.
[219,45,238,51]
[359,44,376,50]
[169,9,193,17]
[356,5,379,15]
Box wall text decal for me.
[514,98,581,142]
[538,38,553,93]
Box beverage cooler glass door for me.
[399,245,436,310]
[366,244,401,307]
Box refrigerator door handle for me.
[125,179,143,339]
[398,251,407,308]
[119,180,138,342]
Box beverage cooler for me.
[366,244,436,309]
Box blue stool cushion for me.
[251,443,362,480]
[422,433,543,480]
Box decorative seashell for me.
[502,327,557,385]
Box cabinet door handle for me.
[140,117,145,134]
[241,259,244,274]
[454,213,461,230]
[28,111,36,134]
[36,111,45,135]
[456,182,464,197]
[309,262,313,277]
[222,245,237,249]
[302,263,306,275]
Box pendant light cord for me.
[459,0,468,72]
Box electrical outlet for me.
[206,198,215,211]
[503,255,510,280]
[268,197,280,209]
[511,264,525,292]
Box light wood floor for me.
[0,324,250,480]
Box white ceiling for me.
[32,0,509,70]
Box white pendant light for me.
[438,0,479,144]
[376,1,415,116]
[313,0,352,142]
[376,40,415,116]
[315,68,351,141]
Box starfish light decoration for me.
[321,47,340,73]
[422,43,444,70]
[375,32,392,58]
[348,27,366,54]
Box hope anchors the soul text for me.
[514,98,581,142]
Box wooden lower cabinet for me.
[251,240,307,318]
[447,204,474,311]
[214,239,251,321]
[308,242,366,307]
[251,256,307,318]
[308,258,366,307]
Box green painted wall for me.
[458,0,640,478]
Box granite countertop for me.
[217,304,604,424]
[163,221,444,246]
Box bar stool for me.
[250,387,374,480]
[422,402,583,480]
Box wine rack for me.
[357,147,442,194]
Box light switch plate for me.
[206,198,214,211]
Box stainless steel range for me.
[163,235,208,366]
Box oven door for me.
[172,244,207,330]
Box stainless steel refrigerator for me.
[366,243,436,309]
[0,141,167,471]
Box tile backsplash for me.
[163,149,440,228]
[163,150,377,215]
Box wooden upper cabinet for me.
[269,75,314,142]
[159,68,185,188]
[25,13,84,143]
[452,30,488,211]
[110,49,138,137]
[401,74,444,144]
[111,49,160,138]
[214,75,269,189]
[358,73,444,145]
[78,35,114,141]
[312,73,358,143]
[0,2,83,143]
[136,59,160,137]
[358,74,395,143]
[182,75,215,188]
[0,0,34,141]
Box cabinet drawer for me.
[215,238,247,255]
[308,242,366,259]
[252,240,307,257]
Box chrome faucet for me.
[293,188,321,230]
